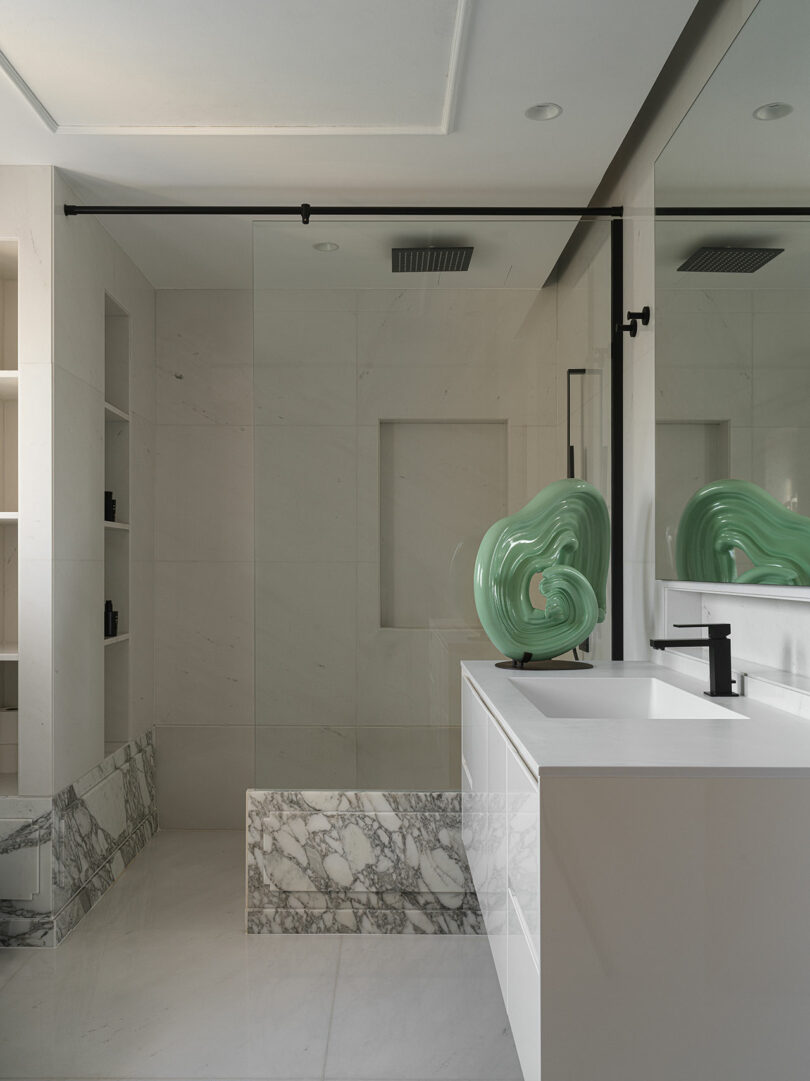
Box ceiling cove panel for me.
[0,0,469,134]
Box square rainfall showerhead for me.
[392,246,473,272]
[677,245,783,273]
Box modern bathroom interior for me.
[2,1,810,1079]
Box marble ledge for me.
[247,789,461,815]
[247,905,483,935]
[54,729,154,810]
[54,811,157,944]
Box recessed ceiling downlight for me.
[524,103,562,121]
[753,102,793,121]
[313,242,340,252]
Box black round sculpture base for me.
[495,659,593,671]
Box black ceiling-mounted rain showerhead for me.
[392,246,473,272]
[677,245,783,273]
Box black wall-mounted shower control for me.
[627,306,651,325]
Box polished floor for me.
[0,830,521,1081]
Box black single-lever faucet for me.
[649,623,739,698]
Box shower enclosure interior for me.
[251,215,613,792]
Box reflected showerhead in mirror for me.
[677,246,784,273]
[391,246,473,272]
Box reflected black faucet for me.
[649,623,739,698]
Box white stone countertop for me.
[462,659,810,777]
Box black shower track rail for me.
[64,203,623,218]
[63,200,627,660]
[657,206,810,215]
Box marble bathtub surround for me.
[247,790,482,934]
[0,730,157,946]
[0,800,53,946]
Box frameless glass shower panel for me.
[252,216,612,790]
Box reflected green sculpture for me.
[474,479,610,662]
[676,479,810,586]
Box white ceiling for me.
[0,0,466,133]
[253,217,581,290]
[0,0,701,287]
[656,0,810,204]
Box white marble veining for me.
[1,730,157,946]
[0,830,521,1079]
[247,790,482,934]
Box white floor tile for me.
[325,937,522,1080]
[0,830,519,1081]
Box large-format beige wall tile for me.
[253,288,358,314]
[254,309,357,366]
[253,364,356,426]
[156,424,253,562]
[656,366,753,426]
[655,309,752,369]
[255,725,356,789]
[379,420,507,629]
[157,363,253,427]
[356,726,460,790]
[53,558,105,792]
[254,426,356,563]
[53,367,104,562]
[53,183,115,393]
[357,362,555,427]
[158,290,253,367]
[130,559,155,739]
[355,562,431,728]
[752,366,810,429]
[114,247,156,423]
[129,412,155,564]
[156,291,253,426]
[753,427,810,512]
[156,560,254,726]
[356,290,536,368]
[156,724,254,829]
[255,561,356,727]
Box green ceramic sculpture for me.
[473,479,610,662]
[676,479,810,586]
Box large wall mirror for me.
[655,0,810,586]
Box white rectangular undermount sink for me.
[510,676,746,720]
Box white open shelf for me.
[0,644,19,661]
[104,400,130,423]
[104,520,129,531]
[104,633,130,647]
[0,512,18,523]
[0,372,18,401]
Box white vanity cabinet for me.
[461,675,540,1080]
[461,659,810,1081]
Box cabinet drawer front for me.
[507,889,541,1081]
[507,740,540,959]
[485,709,509,1003]
[461,678,489,911]
[461,677,488,794]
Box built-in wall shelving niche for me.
[103,294,131,750]
[0,241,18,797]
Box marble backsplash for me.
[0,730,157,946]
[247,790,483,934]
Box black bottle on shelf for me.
[104,600,118,638]
[104,490,116,522]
